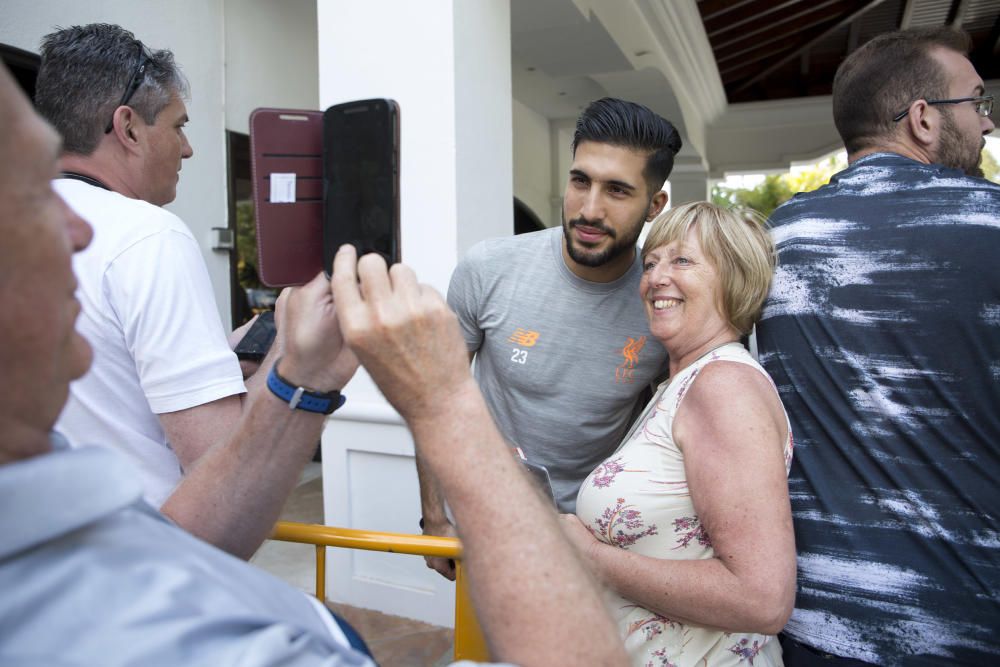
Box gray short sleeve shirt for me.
[448,227,668,511]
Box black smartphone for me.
[233,311,277,361]
[322,99,400,274]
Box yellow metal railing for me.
[270,521,488,661]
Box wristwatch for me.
[266,361,346,415]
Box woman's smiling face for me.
[640,226,732,364]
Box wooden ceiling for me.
[697,0,1000,103]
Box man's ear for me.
[647,190,668,221]
[903,100,938,148]
[108,106,143,153]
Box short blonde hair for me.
[642,202,775,335]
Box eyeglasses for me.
[893,95,994,122]
[104,46,150,134]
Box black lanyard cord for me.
[61,171,111,191]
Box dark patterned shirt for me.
[756,153,1000,666]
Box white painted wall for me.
[707,96,844,177]
[551,118,576,225]
[318,2,456,294]
[512,98,553,226]
[454,0,514,253]
[223,0,318,134]
[1,0,322,329]
[667,158,710,206]
[315,0,513,627]
[0,0,233,326]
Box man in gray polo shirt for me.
[419,98,681,579]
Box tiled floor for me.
[251,463,454,666]
[327,601,454,667]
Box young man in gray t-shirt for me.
[418,98,681,579]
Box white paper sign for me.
[270,173,297,203]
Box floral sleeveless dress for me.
[576,342,793,667]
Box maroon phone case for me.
[249,108,324,287]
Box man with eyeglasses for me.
[755,27,998,666]
[34,24,287,559]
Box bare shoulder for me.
[685,360,779,407]
[674,360,786,453]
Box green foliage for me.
[711,174,792,219]
[711,153,847,218]
[235,200,262,288]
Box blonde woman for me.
[563,202,795,666]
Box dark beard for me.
[562,210,647,268]
[936,109,984,177]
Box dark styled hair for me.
[832,27,971,154]
[572,97,683,193]
[36,23,188,155]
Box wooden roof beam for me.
[714,0,860,55]
[699,0,760,23]
[705,0,804,39]
[712,0,848,53]
[900,0,916,29]
[720,42,802,80]
[948,0,968,27]
[717,13,847,66]
[732,0,888,94]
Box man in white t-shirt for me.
[34,23,288,559]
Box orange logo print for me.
[508,328,540,347]
[615,336,647,384]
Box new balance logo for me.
[508,328,539,347]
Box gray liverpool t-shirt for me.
[448,227,668,511]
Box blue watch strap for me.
[266,363,346,415]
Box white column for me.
[316,0,512,626]
[667,159,711,206]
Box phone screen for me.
[322,99,399,274]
